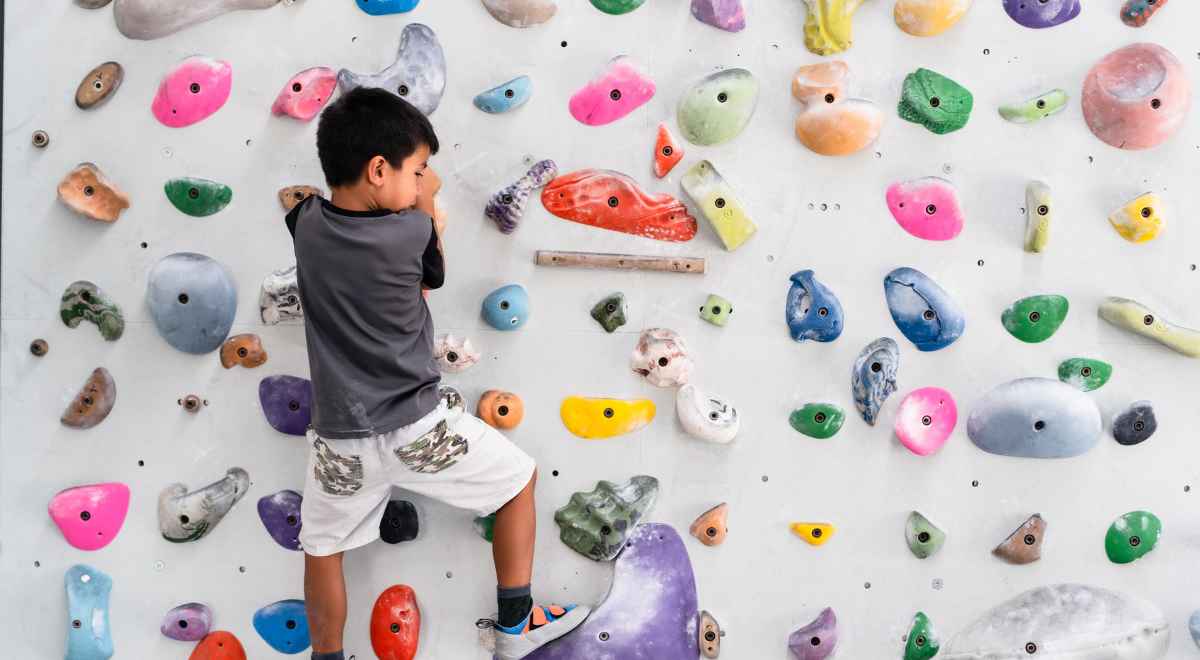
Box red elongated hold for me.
[371,585,420,660]
[189,631,246,660]
[542,169,697,242]
[653,123,684,178]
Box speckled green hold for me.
[554,475,659,561]
[1105,510,1161,564]
[474,513,495,542]
[590,292,627,333]
[677,68,759,146]
[1057,358,1112,392]
[905,511,946,559]
[590,0,646,13]
[904,611,940,660]
[164,177,232,217]
[898,68,973,135]
[789,403,845,439]
[1001,294,1069,343]
[699,294,733,326]
[60,280,124,341]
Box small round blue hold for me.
[473,75,533,114]
[482,284,530,331]
[355,0,420,15]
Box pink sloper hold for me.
[48,483,131,551]
[272,66,337,121]
[568,56,655,126]
[894,387,957,456]
[152,56,233,128]
[1082,43,1191,151]
[886,176,963,241]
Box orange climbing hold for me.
[653,123,684,178]
[689,503,728,547]
[189,631,246,660]
[477,390,525,430]
[542,169,698,242]
[371,585,420,660]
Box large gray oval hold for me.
[337,23,446,116]
[147,253,237,354]
[967,378,1101,458]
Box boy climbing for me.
[287,87,589,660]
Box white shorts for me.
[299,398,536,557]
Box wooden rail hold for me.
[535,250,706,274]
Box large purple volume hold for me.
[1002,0,1080,28]
[258,375,313,436]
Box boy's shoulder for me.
[286,196,433,241]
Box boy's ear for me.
[365,155,388,188]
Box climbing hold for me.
[898,68,973,135]
[32,130,50,148]
[1098,297,1200,357]
[1082,43,1191,151]
[278,185,323,211]
[370,585,420,660]
[1106,511,1162,564]
[1023,180,1052,252]
[590,293,627,333]
[65,564,113,660]
[115,0,279,39]
[486,159,557,234]
[789,403,845,439]
[561,397,656,439]
[691,0,746,31]
[1113,401,1156,446]
[904,612,939,660]
[260,265,302,325]
[851,337,900,425]
[893,0,971,36]
[161,603,213,641]
[474,75,533,114]
[1057,357,1112,392]
[967,377,1102,458]
[433,334,480,373]
[440,386,465,415]
[258,375,312,436]
[147,252,237,354]
[652,124,684,178]
[680,160,757,251]
[220,334,267,369]
[631,328,694,387]
[356,0,420,15]
[894,387,957,456]
[543,169,698,242]
[884,267,965,351]
[689,503,728,547]
[57,162,129,223]
[31,339,49,356]
[257,489,302,551]
[480,0,557,27]
[992,513,1046,564]
[478,390,524,430]
[801,0,865,55]
[789,607,837,660]
[677,68,759,146]
[790,522,835,546]
[1121,0,1167,26]
[151,56,232,128]
[885,177,964,241]
[61,281,124,341]
[942,584,1168,659]
[699,294,733,326]
[1002,0,1079,28]
[676,384,740,444]
[1108,192,1164,243]
[482,284,530,330]
[1001,294,1069,343]
[48,483,130,551]
[252,600,309,655]
[1190,611,1200,648]
[158,467,250,543]
[568,56,654,126]
[77,0,113,8]
[61,367,116,430]
[999,89,1068,124]
[164,177,233,217]
[555,475,659,561]
[791,61,883,157]
[179,394,204,413]
[474,514,496,542]
[337,23,446,116]
[381,500,419,544]
[590,0,644,13]
[272,67,336,121]
[699,610,722,658]
[786,270,844,343]
[190,631,247,660]
[905,511,946,559]
[75,61,124,110]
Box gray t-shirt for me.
[286,195,444,439]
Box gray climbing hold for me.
[157,468,250,543]
[337,23,446,115]
[146,252,237,354]
[554,475,659,561]
[1112,401,1156,446]
[967,378,1102,458]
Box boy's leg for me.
[492,469,536,627]
[305,551,347,655]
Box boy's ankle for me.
[312,651,345,660]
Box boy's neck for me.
[329,186,378,213]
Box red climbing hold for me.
[653,123,684,178]
[542,169,698,242]
[189,631,246,660]
[371,585,420,660]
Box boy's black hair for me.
[316,87,440,188]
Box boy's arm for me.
[418,167,445,290]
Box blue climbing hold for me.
[851,337,899,426]
[785,269,844,342]
[253,599,311,655]
[473,75,533,114]
[482,284,530,331]
[65,564,113,660]
[355,0,420,15]
[883,267,965,351]
[146,252,237,355]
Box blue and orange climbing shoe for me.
[477,603,591,660]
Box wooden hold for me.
[535,250,705,274]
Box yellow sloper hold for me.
[560,397,656,439]
[790,522,836,546]
[680,160,757,251]
[802,0,866,56]
[894,0,972,37]
[1107,192,1164,244]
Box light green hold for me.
[1057,358,1112,392]
[591,292,627,333]
[1024,180,1052,253]
[904,611,940,660]
[999,89,1068,124]
[898,68,973,135]
[905,511,946,559]
[700,294,733,326]
[474,514,496,543]
[554,475,659,561]
[789,403,845,439]
[164,177,232,217]
[590,0,646,14]
[1105,510,1161,565]
[60,280,124,341]
[677,68,759,146]
[1001,295,1069,343]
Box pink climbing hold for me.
[48,483,131,551]
[272,66,337,121]
[568,56,655,126]
[152,56,233,128]
[885,177,964,241]
[894,387,957,456]
[1081,43,1191,151]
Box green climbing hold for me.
[60,280,124,341]
[474,514,496,543]
[904,611,940,660]
[590,0,646,13]
[905,511,946,559]
[789,403,845,439]
[677,68,759,146]
[699,294,733,327]
[164,177,232,217]
[1105,510,1161,565]
[554,475,659,561]
[1001,294,1069,343]
[1057,358,1112,392]
[590,292,627,333]
[898,68,973,135]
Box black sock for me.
[312,651,344,660]
[498,584,533,628]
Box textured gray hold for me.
[114,0,280,40]
[337,23,447,116]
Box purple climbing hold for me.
[789,607,838,659]
[257,489,302,551]
[1002,0,1080,28]
[258,375,312,436]
[160,602,213,641]
[485,159,558,234]
[690,0,746,32]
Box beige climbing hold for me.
[57,163,130,223]
[992,513,1045,564]
[689,503,728,547]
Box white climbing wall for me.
[4,0,1200,657]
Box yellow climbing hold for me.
[790,522,836,546]
[1108,192,1164,244]
[560,397,656,439]
[802,0,865,56]
[894,0,972,37]
[679,160,757,251]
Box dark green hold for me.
[60,280,124,341]
[590,0,646,14]
[904,611,940,660]
[1001,294,1069,343]
[1057,358,1112,392]
[789,403,845,439]
[1105,510,1161,564]
[898,68,973,135]
[590,292,627,333]
[554,475,658,561]
[474,513,496,543]
[164,177,232,217]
